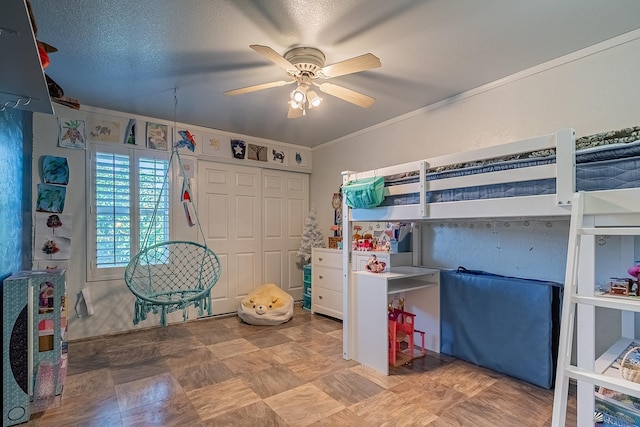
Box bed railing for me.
[342,128,576,221]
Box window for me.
[89,146,169,281]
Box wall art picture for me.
[35,212,72,238]
[176,129,198,153]
[125,119,136,145]
[58,118,86,149]
[36,184,67,213]
[34,235,71,260]
[289,150,310,167]
[248,143,268,162]
[87,117,122,143]
[35,260,69,273]
[41,155,69,185]
[181,157,196,179]
[269,147,286,164]
[231,139,246,159]
[146,122,168,150]
[202,133,231,158]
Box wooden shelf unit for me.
[552,189,640,426]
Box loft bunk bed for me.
[343,127,640,222]
[340,126,640,386]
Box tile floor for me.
[26,304,577,426]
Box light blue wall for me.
[0,108,32,277]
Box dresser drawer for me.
[312,287,342,318]
[313,266,342,292]
[312,248,342,268]
[352,251,413,272]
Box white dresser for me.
[311,247,343,320]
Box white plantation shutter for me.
[138,157,169,248]
[95,152,131,268]
[91,149,169,276]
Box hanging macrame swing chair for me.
[124,107,221,326]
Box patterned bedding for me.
[378,126,640,206]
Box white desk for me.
[349,266,440,375]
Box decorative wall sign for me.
[41,156,69,185]
[58,118,86,149]
[146,122,169,150]
[231,139,246,159]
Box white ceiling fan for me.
[224,45,381,118]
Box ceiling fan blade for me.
[224,80,294,96]
[319,53,381,78]
[287,105,304,119]
[250,45,297,73]
[316,83,376,108]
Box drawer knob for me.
[319,257,323,261]
[319,275,323,279]
[318,295,323,300]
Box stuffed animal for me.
[366,254,386,273]
[238,283,294,325]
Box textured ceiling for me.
[29,0,640,147]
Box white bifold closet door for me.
[198,160,308,314]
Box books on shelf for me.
[593,340,640,427]
[596,387,640,427]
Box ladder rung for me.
[579,227,640,235]
[572,295,640,312]
[564,366,640,399]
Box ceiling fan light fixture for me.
[227,45,380,118]
[291,86,307,103]
[307,90,322,108]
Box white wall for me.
[311,33,640,354]
[32,106,311,340]
[312,33,640,273]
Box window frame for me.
[86,143,171,282]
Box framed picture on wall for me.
[58,118,86,150]
[202,132,231,158]
[247,143,268,162]
[87,117,123,143]
[146,122,169,150]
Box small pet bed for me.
[238,283,294,326]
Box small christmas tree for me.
[297,208,325,266]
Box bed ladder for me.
[552,189,640,427]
